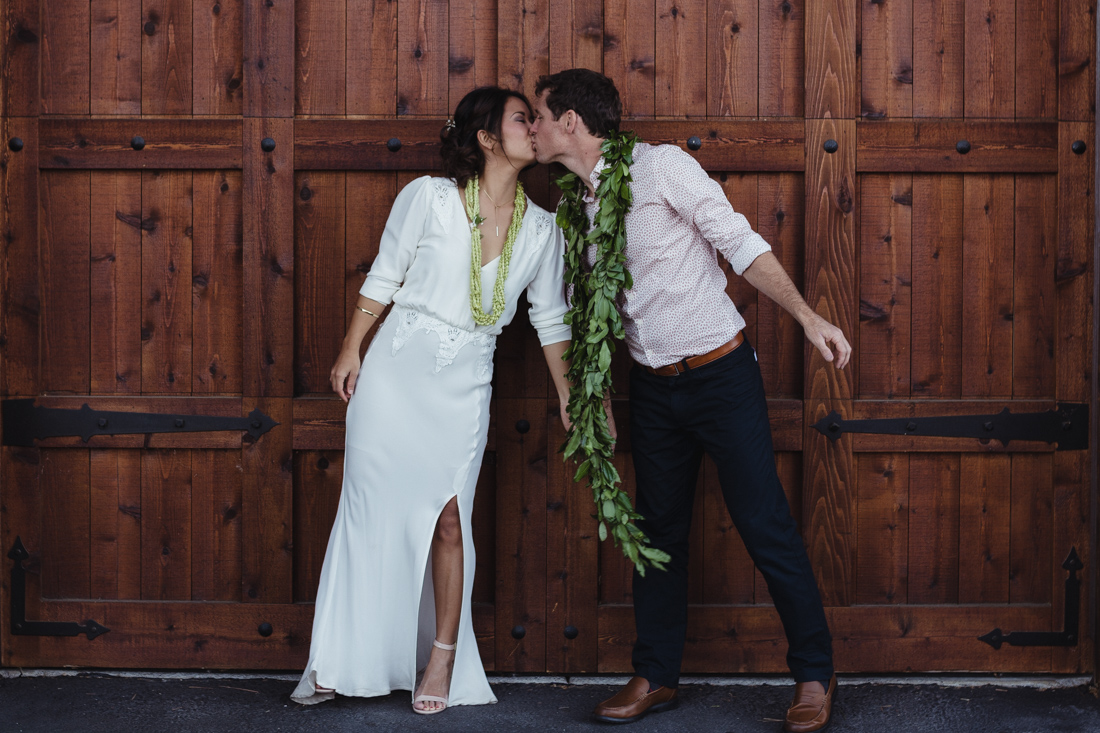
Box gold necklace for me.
[481,185,514,237]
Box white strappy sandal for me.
[412,639,456,715]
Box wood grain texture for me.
[240,397,293,603]
[398,0,449,115]
[91,0,141,115]
[708,0,759,117]
[756,173,804,398]
[140,449,191,600]
[295,0,346,115]
[655,0,706,116]
[1,0,40,117]
[857,121,1058,173]
[348,0,398,115]
[141,170,194,394]
[497,0,548,100]
[759,0,803,116]
[90,171,142,395]
[243,117,294,397]
[243,0,294,116]
[1012,175,1056,399]
[39,119,243,170]
[860,0,913,119]
[141,0,193,115]
[913,0,963,116]
[193,0,243,114]
[910,174,962,398]
[89,449,142,599]
[805,0,857,117]
[958,454,1010,603]
[906,453,959,603]
[549,0,602,73]
[854,452,908,604]
[1015,0,1058,119]
[41,0,89,114]
[294,171,345,396]
[964,0,1014,118]
[1058,0,1097,121]
[41,450,90,599]
[191,170,243,394]
[605,0,656,118]
[858,174,912,399]
[292,450,342,602]
[1009,453,1052,604]
[803,119,856,606]
[191,449,241,601]
[40,171,91,394]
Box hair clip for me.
[445,118,456,130]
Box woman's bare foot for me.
[413,644,456,712]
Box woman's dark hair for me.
[534,69,622,138]
[440,86,532,189]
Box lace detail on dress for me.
[391,307,496,380]
[430,178,456,228]
[532,210,553,240]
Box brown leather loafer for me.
[783,675,837,732]
[592,676,679,724]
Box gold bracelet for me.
[356,305,379,318]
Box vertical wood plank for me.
[803,119,856,606]
[655,0,707,116]
[854,453,908,604]
[243,0,294,116]
[912,0,964,117]
[41,0,90,114]
[549,0,602,73]
[193,0,243,115]
[0,114,39,398]
[910,174,962,398]
[604,0,656,118]
[958,454,1010,603]
[141,170,194,394]
[860,0,913,119]
[398,0,449,115]
[294,172,345,396]
[907,453,959,603]
[89,449,142,600]
[292,450,341,602]
[759,0,804,116]
[1015,0,1058,119]
[90,172,142,395]
[961,175,1013,398]
[757,173,804,397]
[1,0,41,117]
[495,399,547,672]
[348,0,398,115]
[1009,454,1052,603]
[963,0,1014,117]
[241,397,293,602]
[1012,174,1057,399]
[295,0,346,115]
[40,171,91,394]
[141,0,193,114]
[0,447,43,665]
[91,0,141,114]
[191,449,242,601]
[1058,0,1096,121]
[140,449,191,600]
[243,117,294,397]
[40,450,90,599]
[192,170,243,394]
[858,174,912,399]
[546,400,598,673]
[497,0,548,100]
[805,0,857,117]
[708,0,759,116]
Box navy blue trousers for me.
[628,339,834,688]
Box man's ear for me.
[564,110,577,135]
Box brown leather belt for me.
[643,332,745,376]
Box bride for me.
[291,87,581,713]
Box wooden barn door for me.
[1,0,1095,676]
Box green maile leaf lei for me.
[555,131,671,577]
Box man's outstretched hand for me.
[802,312,851,370]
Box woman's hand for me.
[330,349,362,402]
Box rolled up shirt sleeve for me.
[657,145,772,276]
[358,175,432,304]
[526,216,571,346]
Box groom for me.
[530,69,849,732]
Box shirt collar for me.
[582,156,609,204]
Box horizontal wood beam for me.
[39,119,242,169]
[857,121,1059,173]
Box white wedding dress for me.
[291,176,569,707]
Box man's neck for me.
[559,140,606,196]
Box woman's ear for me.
[477,129,497,153]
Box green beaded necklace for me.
[465,176,526,326]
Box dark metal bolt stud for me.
[131,136,145,150]
[564,625,579,640]
[261,137,276,152]
[251,419,262,429]
[386,137,402,152]
[823,139,839,154]
[511,625,526,639]
[984,421,994,432]
[956,140,971,154]
[258,622,273,637]
[1062,420,1073,431]
[174,418,185,428]
[515,419,530,434]
[686,136,702,151]
[905,421,917,432]
[828,422,840,433]
[1072,140,1087,155]
[98,418,108,428]
[8,137,23,152]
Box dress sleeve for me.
[358,175,433,304]
[525,213,572,347]
[656,145,772,276]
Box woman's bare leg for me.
[414,496,463,712]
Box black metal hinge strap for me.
[1,399,279,447]
[812,403,1088,451]
[8,537,109,640]
[978,547,1082,649]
